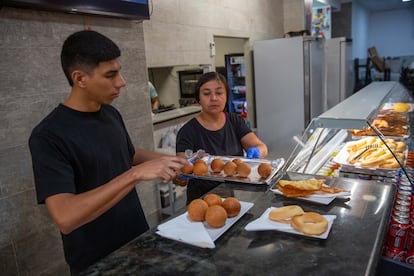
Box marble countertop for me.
[81,174,395,275]
[152,105,201,124]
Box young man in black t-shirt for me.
[29,30,188,274]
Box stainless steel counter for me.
[152,106,201,125]
[81,174,396,275]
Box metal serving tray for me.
[181,155,285,185]
[333,139,407,178]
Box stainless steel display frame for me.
[283,81,414,182]
[316,81,396,129]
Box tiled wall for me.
[0,7,154,275]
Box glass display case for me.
[280,81,414,273]
[284,81,414,182]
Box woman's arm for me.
[240,132,268,158]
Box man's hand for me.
[132,156,189,183]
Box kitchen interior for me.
[151,36,248,215]
[148,36,247,113]
[1,0,414,275]
[148,1,414,273]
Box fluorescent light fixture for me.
[402,0,411,2]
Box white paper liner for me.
[245,207,336,239]
[157,201,254,248]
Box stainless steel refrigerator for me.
[253,36,353,159]
[253,36,325,159]
[324,37,353,110]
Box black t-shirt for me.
[29,104,149,271]
[176,112,251,155]
[176,112,252,202]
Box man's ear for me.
[71,70,88,88]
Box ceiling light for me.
[402,0,412,2]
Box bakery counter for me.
[81,175,396,275]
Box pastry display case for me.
[284,81,414,182]
[281,81,414,273]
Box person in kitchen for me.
[175,71,268,203]
[28,30,188,275]
[148,81,161,113]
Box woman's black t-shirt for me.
[176,112,252,202]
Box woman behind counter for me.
[176,71,268,203]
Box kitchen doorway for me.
[214,36,250,121]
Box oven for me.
[178,69,203,106]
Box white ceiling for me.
[350,0,414,11]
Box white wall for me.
[214,37,246,68]
[144,0,285,68]
[368,8,414,58]
[352,2,414,61]
[352,1,370,59]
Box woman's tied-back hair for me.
[61,30,121,86]
[194,71,230,104]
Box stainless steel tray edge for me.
[181,155,285,185]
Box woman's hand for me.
[246,146,260,158]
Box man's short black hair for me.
[61,30,121,86]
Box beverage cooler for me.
[282,81,414,274]
[225,53,246,114]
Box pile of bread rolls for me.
[181,157,273,179]
[187,194,241,228]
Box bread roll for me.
[392,102,410,112]
[194,159,206,165]
[232,158,243,165]
[181,163,193,174]
[268,205,304,223]
[203,193,222,206]
[236,162,251,178]
[291,212,328,235]
[222,197,241,218]
[205,205,227,228]
[187,199,208,221]
[210,158,225,173]
[258,163,272,178]
[193,161,208,176]
[223,161,237,176]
